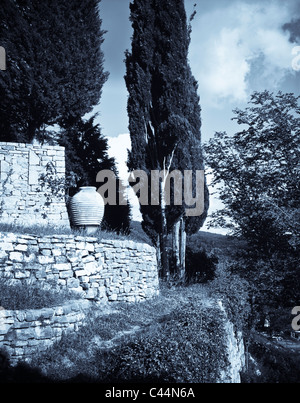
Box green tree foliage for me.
[204,91,299,253]
[125,0,208,277]
[0,0,108,142]
[204,90,300,308]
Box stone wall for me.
[0,232,159,303]
[0,142,69,228]
[0,300,91,365]
[218,301,246,383]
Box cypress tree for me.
[0,0,108,142]
[125,0,208,278]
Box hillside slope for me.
[0,285,246,383]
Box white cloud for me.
[107,133,142,221]
[107,133,131,181]
[190,0,296,105]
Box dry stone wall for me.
[0,233,159,364]
[0,232,159,303]
[0,142,69,228]
[0,300,91,365]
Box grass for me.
[0,220,152,245]
[0,278,81,310]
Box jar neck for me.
[79,186,97,192]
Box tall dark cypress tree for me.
[125,0,208,278]
[0,0,108,142]
[169,67,209,279]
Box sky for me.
[94,0,300,232]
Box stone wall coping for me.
[0,232,155,253]
[0,299,93,320]
[0,142,65,150]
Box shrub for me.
[185,246,218,284]
[243,337,300,383]
[95,303,229,383]
[209,261,251,334]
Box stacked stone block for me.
[0,300,91,365]
[0,233,160,303]
[0,142,69,228]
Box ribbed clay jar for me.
[69,187,105,234]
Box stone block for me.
[29,150,40,166]
[52,249,62,257]
[86,288,97,300]
[85,243,95,253]
[35,269,47,279]
[15,328,36,341]
[0,250,8,261]
[108,294,118,302]
[55,255,68,264]
[84,261,99,274]
[38,308,54,320]
[38,255,54,265]
[53,263,71,271]
[46,149,57,156]
[0,160,10,181]
[35,326,53,339]
[0,323,12,335]
[75,269,88,278]
[0,243,13,252]
[57,279,67,287]
[13,321,31,329]
[75,242,86,250]
[28,170,39,185]
[9,252,23,263]
[14,271,30,279]
[82,255,95,264]
[55,307,64,316]
[40,248,52,256]
[54,160,65,168]
[59,270,73,279]
[126,296,136,303]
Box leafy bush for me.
[209,261,251,334]
[243,337,300,383]
[185,246,218,284]
[95,303,229,383]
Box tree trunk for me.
[159,179,169,280]
[172,217,186,282]
[172,220,180,269]
[179,217,186,281]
